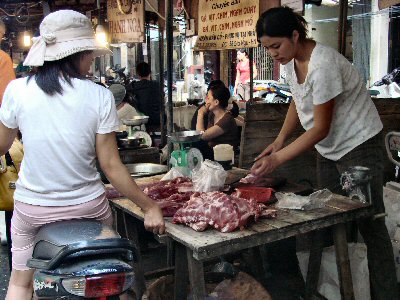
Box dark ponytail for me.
[27,50,92,96]
[256,6,308,42]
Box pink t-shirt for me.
[236,60,251,84]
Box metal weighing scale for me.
[122,116,152,147]
[169,130,204,171]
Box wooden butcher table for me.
[108,168,374,300]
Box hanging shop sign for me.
[196,0,259,50]
[379,0,400,9]
[107,0,145,43]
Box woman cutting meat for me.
[252,6,397,299]
[0,10,164,299]
[196,84,239,159]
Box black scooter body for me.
[28,219,137,299]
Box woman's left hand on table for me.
[143,204,165,235]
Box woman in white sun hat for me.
[0,10,165,299]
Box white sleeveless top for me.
[284,43,382,161]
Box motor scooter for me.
[27,219,137,299]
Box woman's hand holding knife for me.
[251,139,285,177]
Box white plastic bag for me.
[275,189,332,210]
[297,243,370,300]
[191,159,227,192]
[383,181,400,238]
[392,228,400,282]
[161,166,188,181]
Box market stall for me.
[107,169,374,300]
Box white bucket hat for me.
[24,10,112,67]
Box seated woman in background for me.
[196,84,239,160]
[190,80,241,130]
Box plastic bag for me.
[275,189,332,210]
[383,181,400,238]
[297,243,370,300]
[161,166,189,181]
[191,159,227,192]
[392,227,400,282]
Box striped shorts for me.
[11,193,113,270]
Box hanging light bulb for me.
[95,24,107,46]
[23,31,31,47]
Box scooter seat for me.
[29,219,136,270]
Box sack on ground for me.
[297,243,370,300]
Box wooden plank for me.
[112,199,145,220]
[122,212,146,300]
[241,120,295,138]
[373,98,400,115]
[245,102,288,121]
[174,242,189,300]
[326,194,368,211]
[259,0,280,14]
[110,197,374,260]
[241,246,267,286]
[197,210,370,260]
[109,177,373,261]
[333,223,355,300]
[187,248,206,300]
[220,50,229,86]
[134,174,165,186]
[305,230,325,300]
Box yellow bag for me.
[0,139,23,211]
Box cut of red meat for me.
[208,192,240,232]
[239,173,260,184]
[238,174,286,188]
[137,176,278,226]
[258,204,278,218]
[173,191,273,232]
[189,221,208,231]
[173,192,208,225]
[140,177,194,217]
[230,194,260,229]
[155,191,195,216]
[232,187,275,203]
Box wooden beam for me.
[338,0,348,55]
[220,50,229,86]
[183,0,198,35]
[260,0,280,14]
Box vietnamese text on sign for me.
[107,0,144,43]
[196,0,259,50]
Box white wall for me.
[369,0,389,85]
[305,5,340,50]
